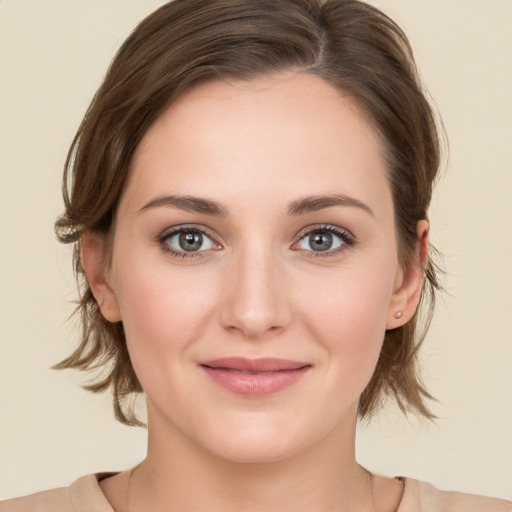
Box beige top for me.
[1,473,511,512]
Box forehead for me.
[125,72,391,217]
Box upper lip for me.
[200,357,310,372]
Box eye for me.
[159,226,219,258]
[294,225,355,256]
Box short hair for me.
[54,0,443,426]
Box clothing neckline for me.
[70,472,416,512]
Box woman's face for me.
[94,72,413,462]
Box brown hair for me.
[54,0,443,426]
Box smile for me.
[199,357,311,397]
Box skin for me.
[84,72,428,511]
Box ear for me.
[81,231,122,323]
[386,220,429,329]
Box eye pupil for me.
[179,231,202,251]
[310,232,333,251]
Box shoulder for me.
[399,477,512,512]
[0,485,71,512]
[0,473,115,512]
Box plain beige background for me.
[1,0,511,502]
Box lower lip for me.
[200,366,310,397]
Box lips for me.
[199,357,311,397]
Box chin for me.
[190,412,326,465]
[206,434,303,465]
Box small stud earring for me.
[395,311,403,319]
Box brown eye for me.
[179,231,204,251]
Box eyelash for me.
[158,225,218,260]
[158,224,356,260]
[295,224,356,259]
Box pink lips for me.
[200,357,311,397]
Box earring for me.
[395,311,403,319]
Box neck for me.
[128,404,377,512]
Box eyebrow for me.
[287,194,374,217]
[140,195,229,216]
[140,193,374,217]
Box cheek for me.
[299,263,394,334]
[112,258,219,366]
[296,260,396,388]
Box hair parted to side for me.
[54,0,444,427]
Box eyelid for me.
[158,224,222,259]
[157,223,356,260]
[292,224,356,258]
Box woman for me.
[1,0,510,510]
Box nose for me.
[219,244,292,340]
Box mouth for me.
[199,357,312,397]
